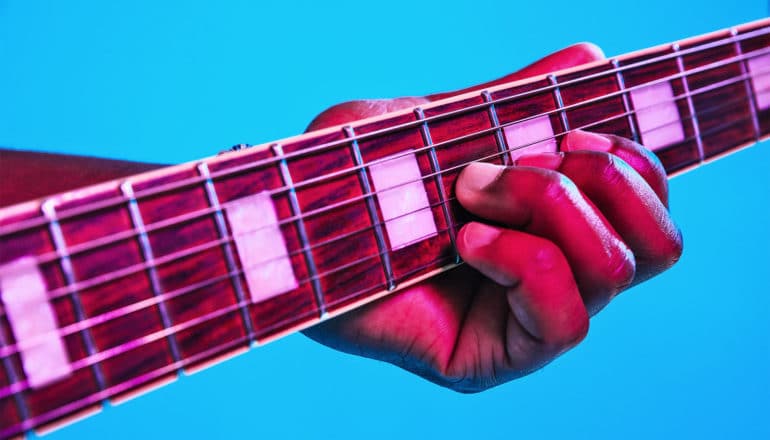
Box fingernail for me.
[458,162,504,192]
[514,152,564,169]
[461,222,502,250]
[562,130,613,152]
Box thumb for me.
[428,43,605,101]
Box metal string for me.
[1,62,767,315]
[0,25,769,238]
[0,94,764,388]
[1,26,770,436]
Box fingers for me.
[559,131,682,279]
[457,161,636,314]
[457,223,588,356]
[562,130,669,206]
[428,43,605,101]
[308,43,606,131]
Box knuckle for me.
[597,153,625,185]
[662,227,684,268]
[540,170,576,204]
[524,239,567,280]
[606,245,637,291]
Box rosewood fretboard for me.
[1,18,770,438]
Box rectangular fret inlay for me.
[746,53,770,109]
[629,81,686,150]
[0,257,72,388]
[226,191,298,302]
[368,150,437,250]
[503,115,557,161]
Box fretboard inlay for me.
[226,192,298,302]
[0,258,71,388]
[629,81,686,150]
[369,150,438,250]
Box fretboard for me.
[1,18,770,438]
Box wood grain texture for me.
[1,18,769,438]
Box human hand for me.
[302,44,683,392]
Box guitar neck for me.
[1,18,770,438]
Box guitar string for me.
[4,47,770,281]
[0,24,768,237]
[0,62,766,323]
[0,79,767,437]
[0,75,765,363]
[0,97,762,386]
[0,24,764,422]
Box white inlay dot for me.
[0,257,72,388]
[369,150,437,250]
[747,53,770,110]
[629,81,685,150]
[226,192,298,302]
[503,115,558,161]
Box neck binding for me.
[1,18,769,438]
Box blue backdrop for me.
[1,1,768,439]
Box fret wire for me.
[0,246,467,437]
[196,162,258,341]
[3,38,770,241]
[414,107,459,264]
[119,182,183,368]
[271,144,328,319]
[4,26,770,241]
[481,90,511,166]
[0,223,464,401]
[731,28,762,141]
[41,199,108,393]
[612,58,642,144]
[673,43,705,162]
[344,125,397,291]
[0,316,29,421]
[26,55,770,281]
[548,74,571,135]
[3,74,768,319]
[0,105,763,391]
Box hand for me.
[301,44,683,392]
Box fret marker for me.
[369,150,437,250]
[747,53,770,110]
[226,192,298,302]
[629,81,685,150]
[0,257,72,388]
[503,115,558,161]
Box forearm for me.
[0,149,165,207]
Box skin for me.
[0,44,682,393]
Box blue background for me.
[1,1,768,439]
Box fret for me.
[619,49,699,172]
[673,43,705,162]
[119,182,183,368]
[481,90,511,165]
[558,63,635,146]
[196,162,257,338]
[211,138,323,332]
[732,28,762,141]
[270,144,327,318]
[353,113,454,294]
[0,309,29,423]
[414,107,459,263]
[41,200,108,394]
[489,79,560,161]
[612,59,642,144]
[548,74,571,132]
[344,125,396,291]
[0,18,769,437]
[679,34,756,160]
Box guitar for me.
[1,17,769,438]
